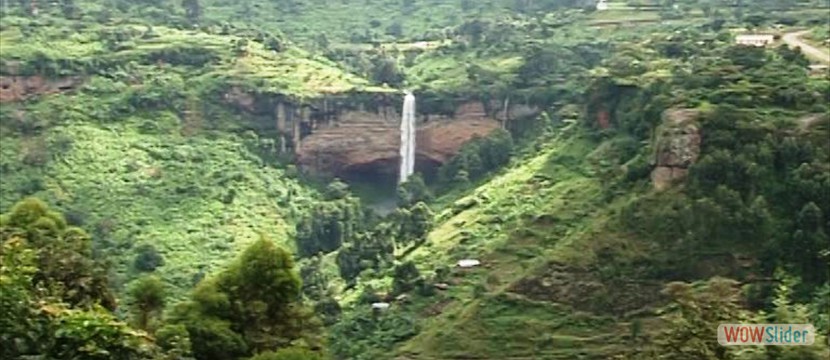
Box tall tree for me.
[172,235,322,360]
[0,199,156,359]
[182,0,202,23]
[0,197,115,310]
[127,276,167,331]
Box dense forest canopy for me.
[1,0,829,359]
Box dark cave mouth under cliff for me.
[339,156,442,213]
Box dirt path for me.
[782,30,830,64]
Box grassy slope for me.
[398,131,622,359]
[0,11,388,299]
[0,102,320,299]
[329,122,653,359]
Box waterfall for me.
[399,91,416,184]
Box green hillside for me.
[1,1,829,360]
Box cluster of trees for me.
[620,103,829,291]
[629,274,829,359]
[588,26,830,331]
[438,128,514,186]
[0,198,153,359]
[334,201,433,283]
[295,180,366,258]
[167,236,323,360]
[0,198,326,360]
[294,179,435,284]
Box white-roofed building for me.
[735,34,775,47]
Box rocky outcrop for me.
[651,108,701,190]
[0,76,83,103]
[296,102,501,176]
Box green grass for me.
[407,54,522,93]
[400,294,625,359]
[0,102,320,301]
[327,125,647,359]
[0,15,387,98]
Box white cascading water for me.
[399,91,416,184]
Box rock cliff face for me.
[296,101,502,176]
[0,76,83,103]
[651,108,701,190]
[219,88,522,177]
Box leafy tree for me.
[47,306,158,360]
[328,306,419,359]
[155,324,193,360]
[234,39,249,56]
[1,209,156,359]
[392,261,421,294]
[171,236,321,359]
[0,197,115,310]
[295,195,363,257]
[368,54,404,86]
[398,202,433,245]
[60,0,78,18]
[386,21,403,38]
[182,0,202,23]
[790,203,829,284]
[325,179,350,200]
[0,238,42,358]
[479,128,514,170]
[336,232,394,282]
[724,45,767,69]
[809,283,830,336]
[396,173,432,208]
[764,271,829,359]
[315,33,330,50]
[265,36,284,52]
[126,276,167,331]
[438,129,513,186]
[313,296,342,326]
[134,243,165,272]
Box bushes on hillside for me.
[396,173,432,208]
[438,128,514,186]
[336,233,394,282]
[619,103,830,289]
[134,244,165,272]
[328,307,420,360]
[295,181,364,257]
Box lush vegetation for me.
[1,0,829,359]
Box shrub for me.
[133,244,164,272]
[248,347,324,360]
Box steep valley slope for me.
[1,1,829,360]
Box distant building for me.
[596,0,609,11]
[735,34,775,47]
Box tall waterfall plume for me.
[399,91,416,184]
